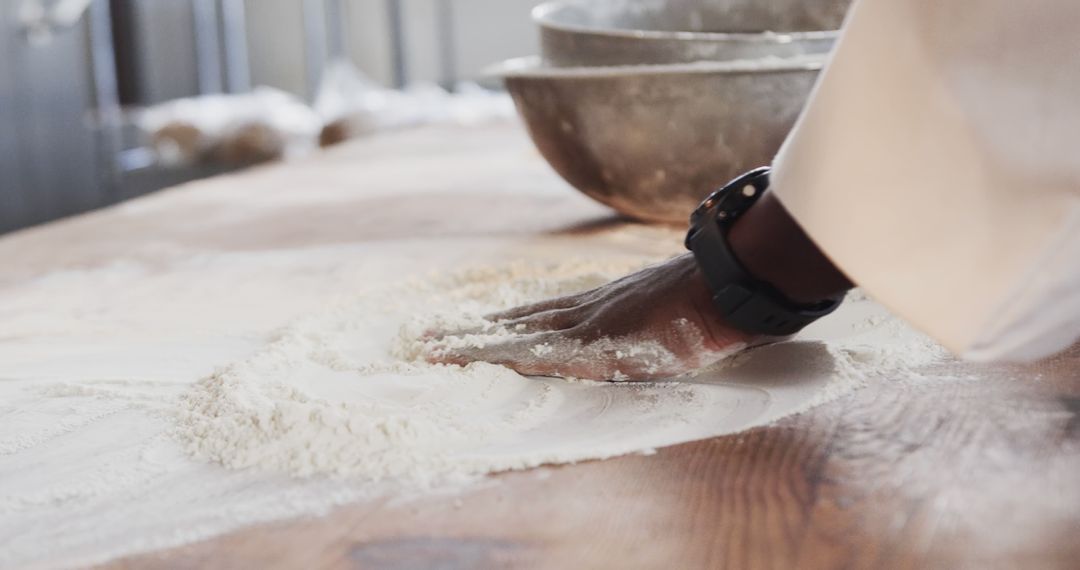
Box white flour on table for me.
[179,259,715,484]
[0,232,944,568]
[176,258,941,483]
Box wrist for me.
[726,191,853,305]
[683,254,759,346]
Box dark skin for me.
[428,192,854,381]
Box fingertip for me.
[425,353,462,367]
[422,343,477,367]
[482,310,511,322]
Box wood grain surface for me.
[4,125,1075,570]
[104,354,1080,570]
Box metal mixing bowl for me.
[535,0,849,67]
[492,56,823,224]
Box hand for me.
[425,191,854,382]
[424,253,759,381]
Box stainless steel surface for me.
[221,0,252,93]
[88,0,123,194]
[194,0,257,96]
[535,0,849,67]
[324,0,348,61]
[17,0,94,43]
[303,0,353,99]
[113,0,200,104]
[302,0,328,100]
[436,0,458,90]
[495,56,823,224]
[386,0,408,88]
[192,0,224,94]
[0,0,104,232]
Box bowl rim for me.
[532,1,841,43]
[486,55,826,79]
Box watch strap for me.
[686,168,841,337]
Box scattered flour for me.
[0,241,945,568]
[530,343,556,357]
[176,258,943,484]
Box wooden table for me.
[3,124,1076,569]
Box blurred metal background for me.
[0,0,540,234]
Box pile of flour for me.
[0,237,944,568]
[176,257,944,485]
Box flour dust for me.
[177,258,943,484]
[0,248,944,568]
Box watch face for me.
[718,169,771,222]
[688,167,771,238]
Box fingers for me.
[485,292,587,322]
[421,322,489,342]
[425,331,579,378]
[425,303,586,341]
[423,327,696,382]
[506,307,582,333]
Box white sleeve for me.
[771,0,1080,362]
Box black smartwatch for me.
[685,167,842,336]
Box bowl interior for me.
[536,0,852,34]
